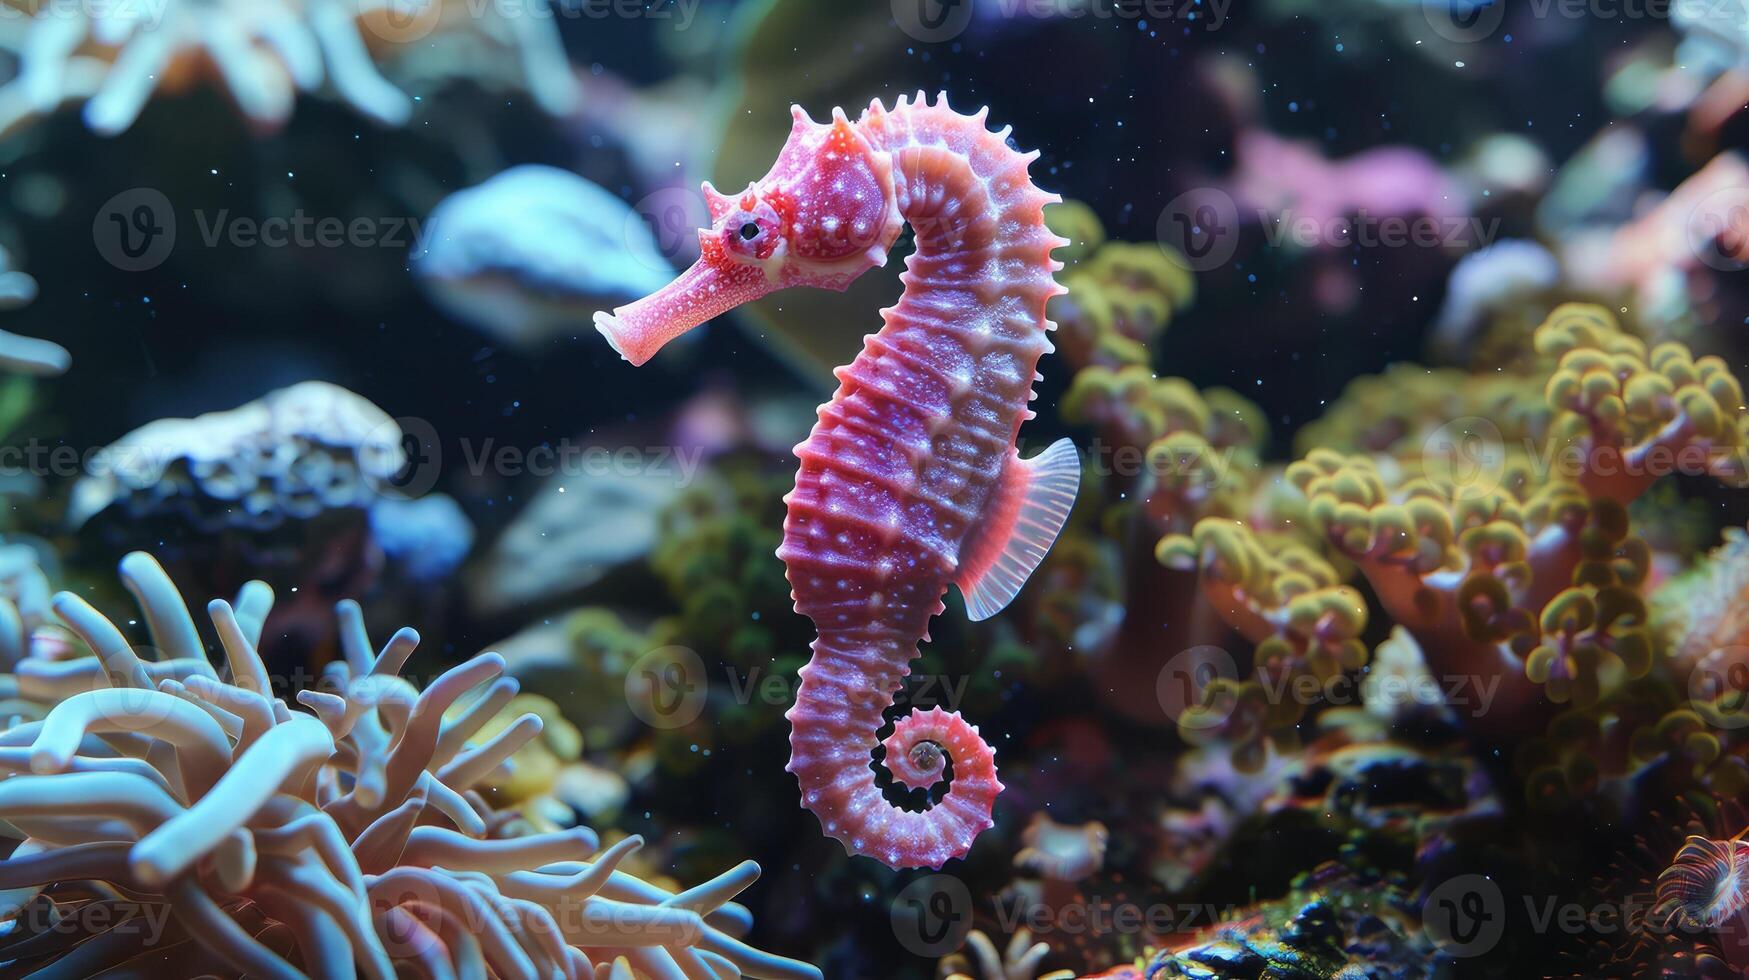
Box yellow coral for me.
[1049,215,1195,372]
[1162,304,1737,745]
[1536,303,1749,501]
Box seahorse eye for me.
[739,222,761,241]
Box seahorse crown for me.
[594,105,908,365]
[704,107,904,287]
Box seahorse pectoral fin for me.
[954,438,1081,622]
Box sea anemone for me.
[1658,835,1749,931]
[0,551,821,978]
[0,0,578,136]
[1013,814,1109,884]
[0,250,67,377]
[938,928,1071,980]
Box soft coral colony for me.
[995,198,1749,971]
[1141,301,1749,763]
[0,551,821,979]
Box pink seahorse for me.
[594,92,1078,869]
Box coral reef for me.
[0,0,578,135]
[0,551,819,978]
[1162,303,1749,766]
[68,380,405,533]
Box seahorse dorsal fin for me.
[955,438,1080,621]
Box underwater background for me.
[6,0,1749,977]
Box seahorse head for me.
[594,104,902,366]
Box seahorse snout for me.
[594,247,777,365]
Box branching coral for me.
[0,551,821,978]
[1290,361,1549,461]
[1062,368,1265,533]
[0,0,578,136]
[1049,237,1194,372]
[1164,304,1749,754]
